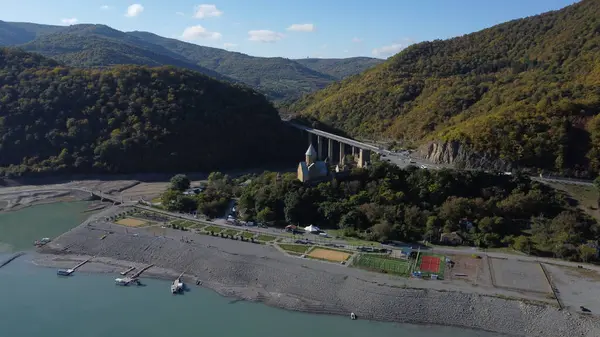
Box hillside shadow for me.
[288,116,353,139]
[1,164,297,187]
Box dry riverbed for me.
[33,210,600,337]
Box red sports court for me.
[419,256,441,273]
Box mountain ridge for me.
[0,20,383,101]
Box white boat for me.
[115,277,139,286]
[115,278,130,286]
[171,278,184,294]
[350,312,357,320]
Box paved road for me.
[123,203,600,273]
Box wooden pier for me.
[58,256,94,276]
[131,264,154,278]
[120,266,136,276]
[71,256,94,272]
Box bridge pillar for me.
[317,136,323,160]
[358,149,371,168]
[339,142,345,164]
[328,139,334,163]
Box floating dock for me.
[0,252,25,269]
[131,264,153,278]
[120,266,136,276]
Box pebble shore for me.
[38,220,600,337]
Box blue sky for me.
[0,0,579,59]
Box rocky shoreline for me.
[36,218,599,337]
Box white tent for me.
[304,225,320,233]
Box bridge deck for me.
[287,122,380,152]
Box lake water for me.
[0,202,93,252]
[0,202,503,337]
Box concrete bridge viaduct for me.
[287,122,379,168]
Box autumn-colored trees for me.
[289,0,600,176]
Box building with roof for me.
[297,144,329,183]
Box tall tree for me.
[170,174,191,192]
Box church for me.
[297,144,329,183]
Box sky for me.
[0,0,580,59]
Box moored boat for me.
[57,269,72,276]
[34,237,51,247]
[171,278,184,294]
[115,277,140,286]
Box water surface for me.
[0,201,92,252]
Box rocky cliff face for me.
[418,141,513,171]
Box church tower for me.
[305,144,317,165]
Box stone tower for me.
[305,144,317,165]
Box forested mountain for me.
[127,31,337,101]
[0,21,380,101]
[0,21,62,45]
[0,48,304,176]
[289,0,600,177]
[17,25,232,82]
[295,57,383,79]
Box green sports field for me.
[353,254,412,276]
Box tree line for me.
[162,162,600,262]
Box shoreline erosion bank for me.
[34,218,599,337]
[0,189,90,213]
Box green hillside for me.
[0,21,380,101]
[127,31,338,100]
[290,0,600,176]
[0,20,62,45]
[0,48,303,176]
[18,25,231,82]
[294,57,383,79]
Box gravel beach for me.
[35,214,600,337]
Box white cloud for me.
[176,11,185,16]
[248,30,284,43]
[223,43,237,48]
[100,5,111,10]
[125,4,144,17]
[352,37,363,43]
[372,40,414,57]
[181,25,222,40]
[343,50,349,53]
[61,18,78,25]
[194,4,223,19]
[286,23,315,32]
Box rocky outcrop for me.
[418,140,513,171]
